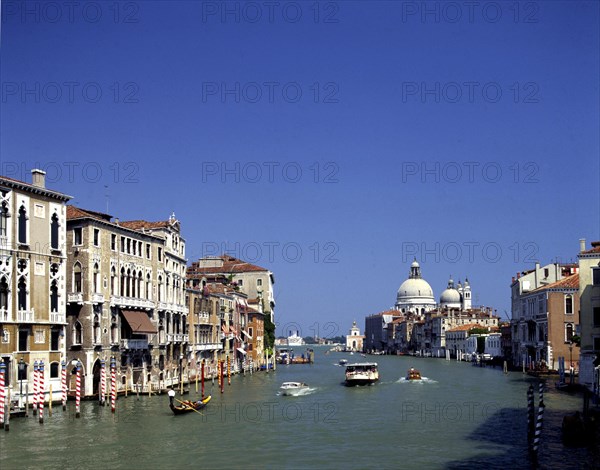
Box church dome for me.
[440,288,461,304]
[397,278,435,301]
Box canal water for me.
[0,346,597,470]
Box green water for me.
[0,347,595,469]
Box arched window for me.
[111,266,116,295]
[565,295,573,315]
[0,277,8,310]
[0,202,8,237]
[94,314,101,344]
[137,271,143,298]
[50,280,58,312]
[127,269,132,297]
[93,263,99,293]
[73,321,83,345]
[18,205,27,244]
[18,278,27,310]
[120,268,125,296]
[73,263,82,292]
[111,319,118,344]
[50,213,59,249]
[50,362,59,379]
[566,323,574,342]
[146,273,151,299]
[158,276,163,302]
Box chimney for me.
[31,169,46,188]
[580,238,586,253]
[115,218,119,225]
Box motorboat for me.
[406,368,422,380]
[339,359,348,366]
[345,363,379,386]
[280,382,310,396]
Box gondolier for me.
[168,388,176,406]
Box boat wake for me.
[277,387,317,397]
[396,377,437,384]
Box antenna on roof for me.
[104,185,110,213]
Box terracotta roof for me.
[66,205,112,221]
[581,241,600,254]
[188,255,268,276]
[119,220,171,230]
[447,323,484,332]
[532,273,579,292]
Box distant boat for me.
[345,363,379,386]
[169,395,211,415]
[280,382,310,396]
[287,331,305,346]
[339,359,348,366]
[406,368,422,381]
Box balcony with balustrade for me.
[0,308,9,322]
[49,312,66,323]
[192,342,223,352]
[110,295,154,310]
[121,338,149,350]
[17,310,35,322]
[91,293,105,304]
[67,292,84,304]
[157,301,188,314]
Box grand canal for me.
[0,347,597,469]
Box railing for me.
[0,308,9,322]
[50,312,65,323]
[67,293,84,303]
[91,293,105,303]
[157,301,188,314]
[182,334,189,342]
[193,342,223,351]
[197,312,211,323]
[110,295,154,310]
[17,310,35,322]
[121,338,149,349]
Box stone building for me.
[578,238,600,393]
[65,207,188,396]
[0,170,71,403]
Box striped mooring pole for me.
[61,361,67,411]
[38,361,45,424]
[201,359,205,398]
[532,392,545,459]
[100,358,106,406]
[32,360,39,415]
[527,385,535,446]
[110,357,117,413]
[75,361,82,418]
[0,360,6,429]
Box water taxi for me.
[406,368,422,380]
[280,382,310,396]
[345,363,379,386]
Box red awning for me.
[121,310,157,334]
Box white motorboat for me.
[345,363,379,386]
[280,382,310,396]
[339,359,348,366]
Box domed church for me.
[395,260,472,314]
[395,260,437,314]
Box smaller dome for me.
[411,260,420,268]
[440,288,461,305]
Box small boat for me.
[406,368,421,380]
[345,363,379,386]
[280,382,309,396]
[170,395,211,415]
[339,359,348,366]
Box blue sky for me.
[1,1,599,338]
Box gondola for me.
[169,395,211,415]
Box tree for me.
[263,314,275,351]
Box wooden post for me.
[4,402,8,432]
[201,360,205,398]
[49,384,53,416]
[25,383,29,417]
